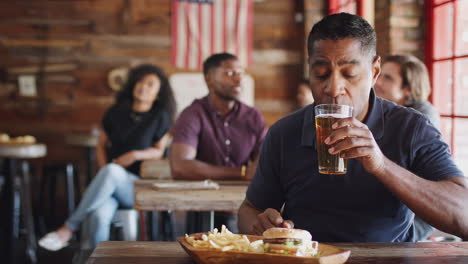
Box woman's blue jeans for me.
[65,163,138,247]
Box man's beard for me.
[214,88,239,102]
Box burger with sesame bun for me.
[262,228,315,256]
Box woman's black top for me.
[102,101,171,175]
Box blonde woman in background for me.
[375,54,440,241]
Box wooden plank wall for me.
[0,0,317,164]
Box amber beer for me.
[314,104,353,175]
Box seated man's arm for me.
[170,142,243,180]
[238,199,293,235]
[328,116,468,240]
[375,162,468,240]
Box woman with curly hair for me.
[39,64,176,250]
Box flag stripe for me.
[171,0,178,66]
[227,0,237,54]
[246,0,253,65]
[237,0,247,66]
[234,0,240,58]
[209,2,215,59]
[184,2,191,68]
[223,0,227,52]
[189,2,199,69]
[176,2,187,68]
[214,0,223,53]
[198,3,203,69]
[200,4,211,69]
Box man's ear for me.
[371,56,381,86]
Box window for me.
[427,0,468,174]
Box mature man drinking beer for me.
[238,13,468,242]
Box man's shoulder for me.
[179,97,208,117]
[380,98,426,123]
[411,101,440,119]
[379,98,436,139]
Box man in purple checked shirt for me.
[170,53,267,233]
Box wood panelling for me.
[0,0,325,223]
[0,0,312,168]
[252,0,306,116]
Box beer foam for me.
[316,113,349,118]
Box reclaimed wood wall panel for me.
[251,0,306,119]
[0,0,315,165]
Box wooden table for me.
[86,241,468,264]
[0,143,47,264]
[134,180,248,239]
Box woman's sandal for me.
[38,232,69,251]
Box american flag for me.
[171,0,253,70]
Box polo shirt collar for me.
[205,95,240,119]
[301,89,384,147]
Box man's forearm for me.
[171,159,242,180]
[375,157,468,239]
[238,199,262,234]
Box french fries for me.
[185,225,254,252]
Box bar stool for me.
[0,143,47,264]
[65,134,98,186]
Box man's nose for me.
[232,75,242,85]
[325,72,346,98]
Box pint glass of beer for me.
[314,104,353,175]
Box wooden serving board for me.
[178,234,350,264]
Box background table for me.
[134,180,248,240]
[0,143,47,264]
[86,241,468,264]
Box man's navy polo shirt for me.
[247,90,464,242]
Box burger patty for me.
[263,238,303,244]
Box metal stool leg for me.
[49,168,56,221]
[20,161,37,264]
[38,166,49,235]
[3,158,18,263]
[65,163,75,216]
[73,165,81,203]
[163,211,176,241]
[86,148,95,185]
[209,211,215,231]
